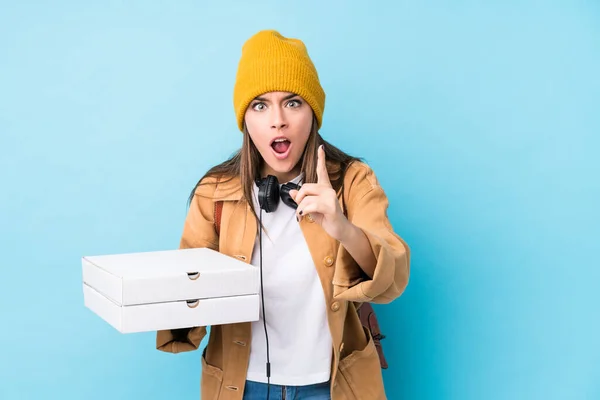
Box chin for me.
[273,160,296,171]
[269,161,296,174]
[264,155,302,178]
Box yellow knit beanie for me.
[233,30,325,132]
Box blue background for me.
[1,1,598,399]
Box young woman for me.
[156,30,410,400]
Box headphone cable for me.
[259,208,271,398]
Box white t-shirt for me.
[245,173,333,386]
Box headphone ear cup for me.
[280,182,300,209]
[258,175,280,213]
[257,177,267,210]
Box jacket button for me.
[324,256,334,267]
[331,301,340,312]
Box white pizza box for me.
[82,247,260,333]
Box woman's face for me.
[244,91,313,183]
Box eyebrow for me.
[253,93,299,102]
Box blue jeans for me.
[242,379,331,400]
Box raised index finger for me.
[317,144,331,186]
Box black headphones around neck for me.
[256,175,301,213]
[253,174,302,396]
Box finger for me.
[296,196,317,220]
[297,195,336,220]
[293,183,322,205]
[297,201,326,221]
[317,145,331,186]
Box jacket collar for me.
[213,175,244,201]
[212,171,304,202]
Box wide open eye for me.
[286,99,302,108]
[252,102,267,111]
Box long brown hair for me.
[188,115,362,227]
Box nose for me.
[270,106,288,130]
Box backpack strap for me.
[214,200,223,236]
[356,302,388,369]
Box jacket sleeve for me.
[332,164,410,304]
[156,178,219,353]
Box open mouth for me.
[271,137,291,155]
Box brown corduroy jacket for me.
[156,161,410,399]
